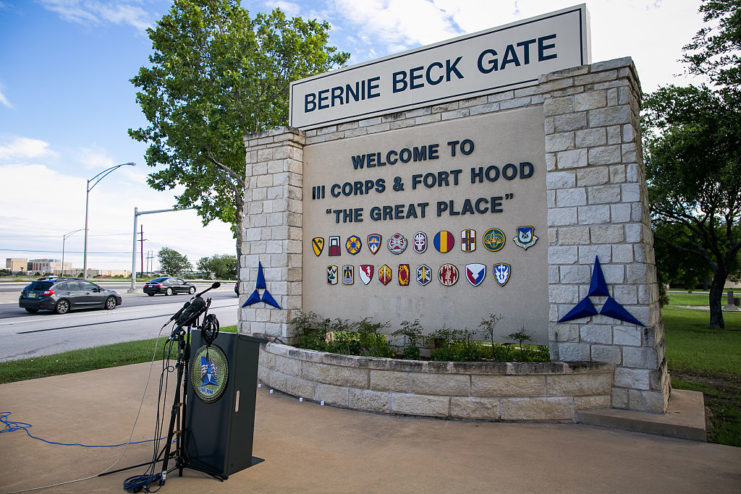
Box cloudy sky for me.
[0,0,706,272]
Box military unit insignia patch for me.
[191,345,228,403]
[342,265,354,285]
[328,236,341,256]
[413,231,428,254]
[345,235,362,255]
[493,263,511,286]
[327,265,338,285]
[465,263,486,287]
[387,233,408,254]
[315,226,523,289]
[483,228,506,252]
[513,226,538,250]
[398,264,410,286]
[434,230,455,253]
[379,264,392,285]
[312,237,324,256]
[439,263,459,286]
[368,234,382,255]
[416,264,432,285]
[461,229,476,252]
[359,265,373,285]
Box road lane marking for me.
[15,302,237,334]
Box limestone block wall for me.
[240,57,669,415]
[539,58,669,413]
[259,343,614,421]
[239,128,304,338]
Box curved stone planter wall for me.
[259,343,614,421]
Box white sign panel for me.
[290,4,590,129]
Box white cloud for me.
[38,0,152,31]
[331,0,461,53]
[77,145,115,170]
[325,0,704,91]
[0,136,56,161]
[0,87,11,109]
[263,0,302,17]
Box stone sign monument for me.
[239,4,670,414]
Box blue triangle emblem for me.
[600,297,644,326]
[587,257,609,296]
[260,289,281,310]
[241,260,281,309]
[558,297,598,323]
[256,261,267,289]
[558,256,644,326]
[244,289,261,306]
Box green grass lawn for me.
[0,326,237,385]
[662,306,741,376]
[661,298,741,446]
[666,291,712,306]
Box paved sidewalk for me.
[1,363,740,493]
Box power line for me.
[0,248,132,254]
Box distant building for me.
[5,258,28,272]
[28,259,72,275]
[98,269,131,278]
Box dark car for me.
[143,277,196,296]
[19,278,122,314]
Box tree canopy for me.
[198,254,237,279]
[643,0,740,328]
[682,0,741,99]
[158,247,193,276]
[129,0,349,262]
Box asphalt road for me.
[0,282,237,319]
[0,282,241,362]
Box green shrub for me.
[393,319,423,360]
[429,329,483,361]
[290,312,550,363]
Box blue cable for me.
[1,411,165,448]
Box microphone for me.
[167,282,221,326]
[195,282,221,297]
[173,282,222,327]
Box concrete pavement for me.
[1,362,740,493]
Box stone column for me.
[239,127,304,340]
[542,57,670,413]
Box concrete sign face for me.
[290,4,590,129]
[302,107,547,341]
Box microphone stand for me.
[159,282,222,486]
[109,282,222,491]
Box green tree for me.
[644,85,740,328]
[643,2,741,328]
[129,0,349,271]
[653,223,713,291]
[197,254,237,279]
[681,0,740,100]
[158,247,193,275]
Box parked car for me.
[143,277,196,296]
[19,278,122,314]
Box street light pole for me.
[61,229,84,277]
[83,162,135,279]
[129,207,193,292]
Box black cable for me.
[202,314,220,346]
[124,328,177,492]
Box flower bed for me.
[259,342,614,421]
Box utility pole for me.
[147,250,155,274]
[139,224,148,278]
